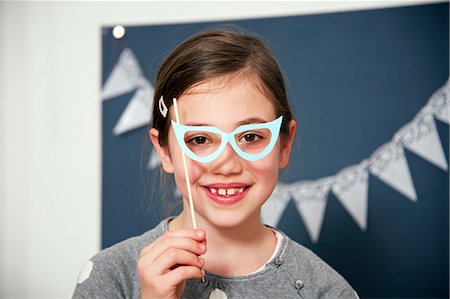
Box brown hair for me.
[150,26,294,146]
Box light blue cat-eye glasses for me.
[171,116,283,163]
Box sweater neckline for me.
[159,217,289,281]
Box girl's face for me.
[152,74,296,228]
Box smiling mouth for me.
[208,187,246,196]
[202,185,251,204]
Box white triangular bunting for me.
[102,48,144,100]
[430,81,449,124]
[435,109,450,124]
[332,162,369,230]
[369,142,417,201]
[113,83,154,135]
[261,183,291,227]
[289,178,332,243]
[406,119,448,171]
[295,197,328,243]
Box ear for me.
[279,120,297,169]
[149,128,175,173]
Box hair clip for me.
[158,96,168,118]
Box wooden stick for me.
[172,98,198,229]
[173,98,206,282]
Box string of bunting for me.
[261,80,449,242]
[102,47,450,243]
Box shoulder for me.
[277,233,359,298]
[72,218,170,299]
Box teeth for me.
[210,187,246,196]
[227,189,236,195]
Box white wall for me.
[0,1,437,298]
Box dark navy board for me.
[101,3,449,298]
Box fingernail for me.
[198,258,205,266]
[195,229,204,237]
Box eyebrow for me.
[184,117,270,127]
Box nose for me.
[209,143,243,175]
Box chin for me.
[191,186,269,229]
[199,208,258,229]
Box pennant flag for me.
[407,122,447,170]
[395,112,448,171]
[332,161,369,230]
[102,48,144,100]
[369,141,417,202]
[113,81,155,135]
[430,80,449,124]
[289,178,332,243]
[261,183,291,227]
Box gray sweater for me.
[73,218,358,298]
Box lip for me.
[205,182,249,189]
[201,183,251,205]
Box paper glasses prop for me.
[171,116,283,163]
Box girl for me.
[73,27,357,299]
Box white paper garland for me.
[102,49,449,243]
[262,80,449,242]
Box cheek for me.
[248,149,280,181]
[176,157,207,188]
[170,150,206,190]
[172,159,207,203]
[185,159,207,184]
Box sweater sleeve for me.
[72,256,126,299]
[72,220,168,299]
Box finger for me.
[141,229,206,256]
[151,248,205,275]
[140,230,207,260]
[163,265,205,288]
[140,237,206,269]
[138,249,204,280]
[166,228,206,240]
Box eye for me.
[240,133,262,143]
[193,136,207,144]
[186,135,211,145]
